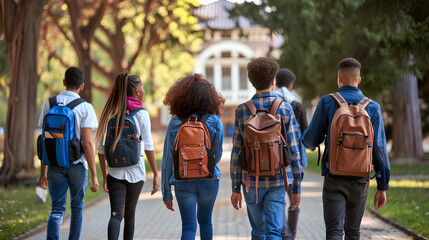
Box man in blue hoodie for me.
[275,68,308,240]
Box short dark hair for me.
[275,68,296,88]
[338,58,361,71]
[64,67,84,89]
[247,57,279,90]
[163,74,225,118]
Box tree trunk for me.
[0,0,47,180]
[392,73,424,161]
[78,42,92,102]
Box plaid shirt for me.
[230,91,304,194]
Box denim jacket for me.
[302,86,390,190]
[161,113,223,201]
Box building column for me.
[231,63,239,103]
[214,63,221,91]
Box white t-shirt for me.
[97,109,154,183]
[38,90,99,169]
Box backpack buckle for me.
[254,142,260,150]
[268,140,274,148]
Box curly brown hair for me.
[163,74,225,118]
[247,57,280,90]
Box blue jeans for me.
[243,185,286,240]
[174,179,219,240]
[46,163,88,240]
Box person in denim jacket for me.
[161,74,225,240]
[302,58,390,240]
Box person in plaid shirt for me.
[230,57,304,239]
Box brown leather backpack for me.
[240,99,289,201]
[329,92,373,177]
[173,114,215,180]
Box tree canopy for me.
[231,0,429,101]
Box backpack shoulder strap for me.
[128,108,144,118]
[66,98,86,110]
[269,98,282,115]
[330,92,347,106]
[244,100,257,116]
[357,97,372,109]
[198,113,211,123]
[48,96,57,109]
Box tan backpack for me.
[173,114,215,180]
[240,99,289,201]
[329,92,373,177]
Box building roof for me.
[195,0,262,30]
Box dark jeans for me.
[107,174,144,240]
[323,175,369,240]
[281,185,299,240]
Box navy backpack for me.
[104,109,142,168]
[37,96,85,167]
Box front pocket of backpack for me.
[337,133,370,173]
[109,138,139,167]
[181,146,207,177]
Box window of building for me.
[221,51,232,58]
[222,66,231,90]
[239,66,248,90]
[205,65,214,84]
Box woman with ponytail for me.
[96,72,159,240]
[161,74,225,240]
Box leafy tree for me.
[0,0,48,180]
[41,0,202,105]
[42,0,109,102]
[232,0,429,161]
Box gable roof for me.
[195,0,262,30]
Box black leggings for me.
[107,174,144,240]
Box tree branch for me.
[46,8,75,47]
[93,35,111,53]
[84,0,110,38]
[91,58,114,82]
[92,80,110,94]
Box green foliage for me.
[367,180,429,237]
[39,0,203,113]
[231,0,429,101]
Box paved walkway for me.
[25,157,411,239]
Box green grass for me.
[0,154,162,239]
[367,179,429,238]
[305,150,322,173]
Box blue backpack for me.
[104,109,142,168]
[37,96,85,167]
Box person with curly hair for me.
[161,74,225,240]
[230,57,304,239]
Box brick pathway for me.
[24,156,411,240]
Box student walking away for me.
[96,72,159,240]
[37,66,99,240]
[302,58,390,240]
[275,68,308,240]
[161,74,225,240]
[230,57,304,240]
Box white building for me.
[153,0,281,135]
[193,0,281,136]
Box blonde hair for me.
[96,72,142,152]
